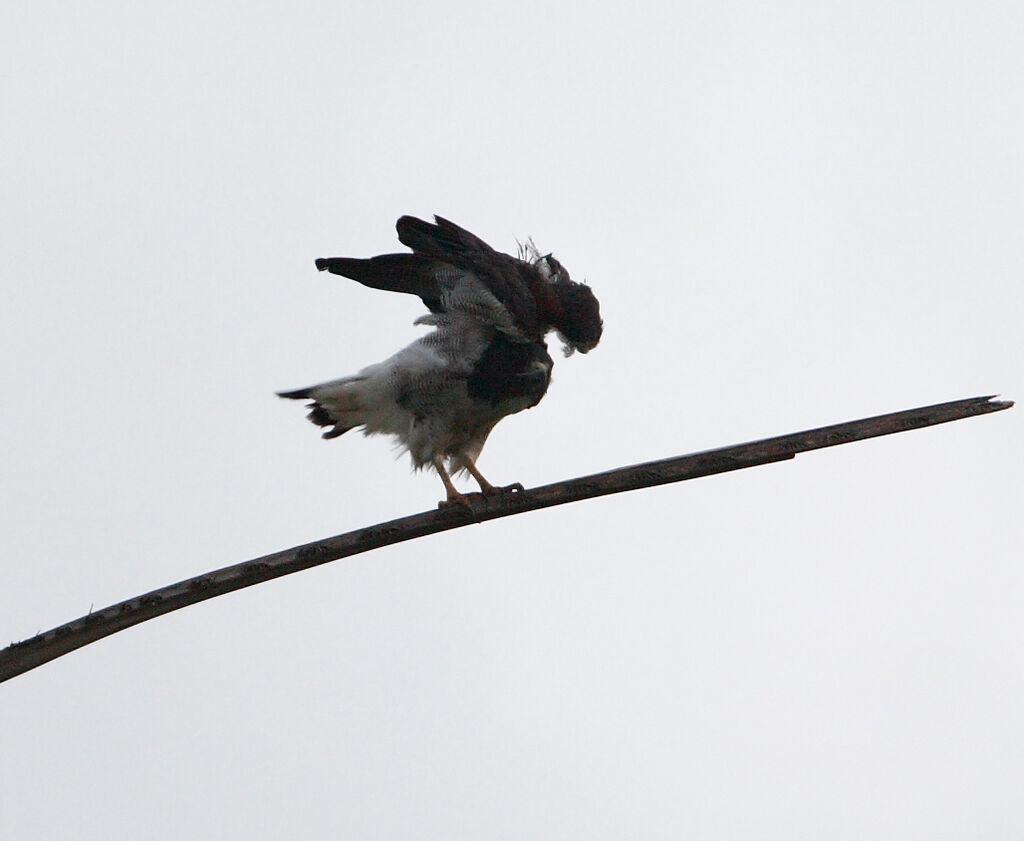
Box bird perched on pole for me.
[278,215,603,508]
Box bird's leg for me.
[433,457,473,510]
[463,456,525,497]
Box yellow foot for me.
[437,492,476,512]
[436,484,525,511]
[478,481,525,498]
[463,456,525,499]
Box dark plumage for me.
[466,334,553,408]
[279,215,602,507]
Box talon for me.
[433,457,474,511]
[438,492,475,512]
[480,481,524,497]
[463,456,524,498]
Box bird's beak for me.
[518,360,552,377]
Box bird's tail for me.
[277,377,370,440]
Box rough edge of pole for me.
[1,394,1011,684]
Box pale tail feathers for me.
[277,376,370,440]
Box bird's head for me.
[551,278,603,355]
[519,240,603,355]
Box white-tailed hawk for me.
[278,215,602,507]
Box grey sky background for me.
[2,2,1021,838]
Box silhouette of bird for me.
[278,215,603,507]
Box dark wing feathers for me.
[316,215,542,337]
[316,253,444,312]
[395,215,496,260]
[398,215,539,337]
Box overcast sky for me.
[2,2,1022,839]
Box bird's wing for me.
[394,215,497,261]
[315,253,445,312]
[315,216,541,339]
[397,216,539,336]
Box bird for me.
[278,215,603,508]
